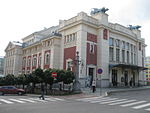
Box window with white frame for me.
[122,50,125,63]
[116,48,120,62]
[27,58,31,67]
[23,58,26,67]
[115,39,120,47]
[127,51,129,63]
[109,47,114,61]
[39,55,42,66]
[66,60,73,71]
[33,56,37,66]
[45,53,50,65]
[109,37,114,46]
[126,42,129,50]
[122,41,125,49]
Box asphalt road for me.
[0,90,150,113]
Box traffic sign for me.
[52,72,57,78]
[97,68,103,74]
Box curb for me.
[106,87,150,96]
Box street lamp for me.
[73,51,82,93]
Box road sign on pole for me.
[97,68,103,74]
[52,72,57,78]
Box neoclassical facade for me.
[4,8,146,87]
[4,42,23,76]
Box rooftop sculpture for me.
[128,25,141,30]
[90,7,109,15]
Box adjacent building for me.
[4,8,146,87]
[0,56,4,76]
[4,41,23,76]
[145,56,150,83]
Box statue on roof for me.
[128,25,141,30]
[90,7,109,15]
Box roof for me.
[12,41,22,47]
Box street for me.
[1,89,150,113]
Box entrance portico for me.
[109,64,147,87]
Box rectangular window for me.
[33,57,37,66]
[126,43,129,50]
[122,50,125,63]
[115,39,120,47]
[131,53,133,64]
[134,53,136,64]
[109,47,114,61]
[139,42,141,51]
[116,49,120,62]
[127,51,129,63]
[122,41,125,49]
[131,44,133,52]
[109,37,114,46]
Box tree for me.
[63,70,75,84]
[15,74,27,89]
[33,68,44,83]
[5,74,15,85]
[44,69,54,90]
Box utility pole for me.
[73,51,81,93]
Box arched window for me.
[33,56,37,66]
[45,53,50,65]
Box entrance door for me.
[112,69,117,86]
[89,68,94,86]
[124,71,128,86]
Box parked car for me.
[0,86,25,95]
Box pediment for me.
[5,42,15,51]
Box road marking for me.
[44,98,57,102]
[52,98,65,101]
[29,98,47,102]
[19,98,36,103]
[9,99,26,103]
[0,99,14,104]
[77,96,103,101]
[109,100,136,105]
[145,108,150,111]
[78,97,106,102]
[121,101,146,107]
[100,99,127,104]
[90,98,118,103]
[132,103,150,109]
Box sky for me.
[0,0,150,56]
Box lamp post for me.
[73,51,81,93]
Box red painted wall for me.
[87,32,97,43]
[86,43,97,65]
[86,33,97,65]
[64,46,76,71]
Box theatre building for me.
[4,8,146,87]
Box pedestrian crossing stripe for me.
[19,98,36,103]
[76,96,150,111]
[100,99,127,104]
[0,97,65,104]
[0,99,14,104]
[109,100,136,105]
[132,103,150,109]
[90,98,118,103]
[9,99,27,103]
[121,101,146,107]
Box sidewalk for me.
[81,86,150,97]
